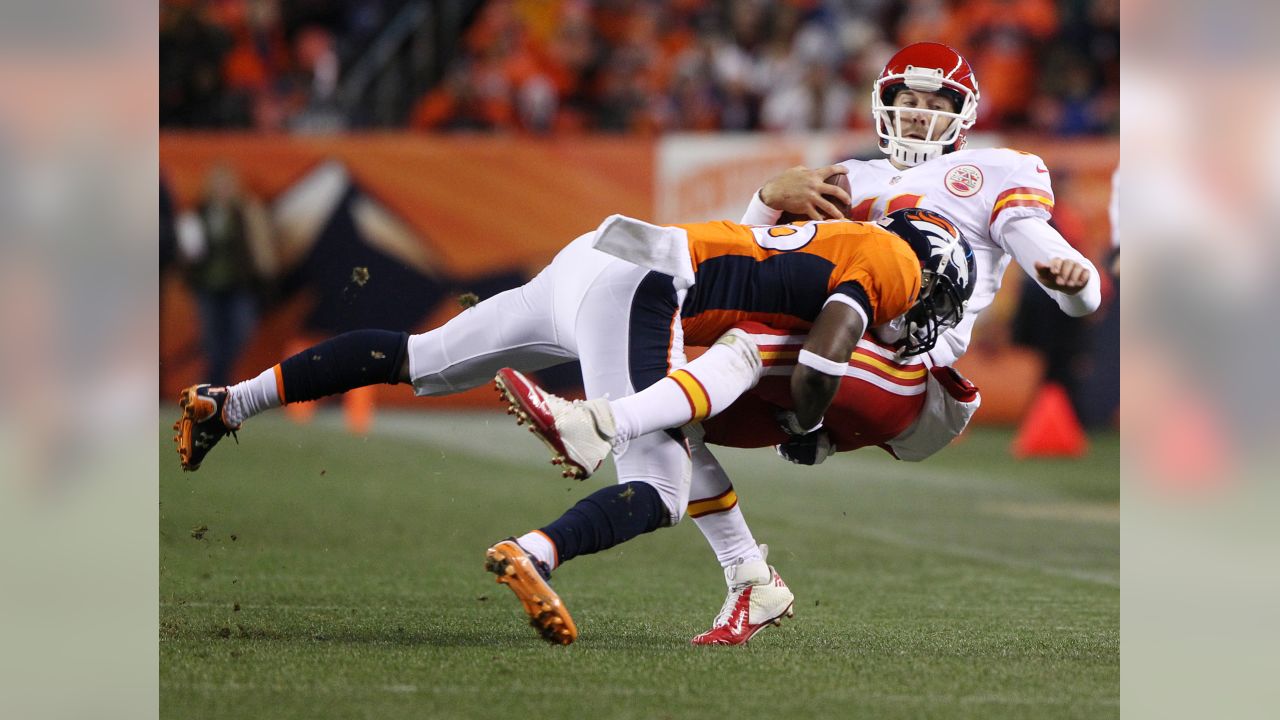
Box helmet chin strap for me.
[887,138,945,167]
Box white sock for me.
[609,329,762,443]
[609,378,687,444]
[517,530,558,571]
[224,366,282,426]
[687,440,762,568]
[693,506,763,568]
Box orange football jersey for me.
[676,219,921,346]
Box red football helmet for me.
[872,42,980,167]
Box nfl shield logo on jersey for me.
[945,165,983,197]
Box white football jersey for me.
[744,147,1074,366]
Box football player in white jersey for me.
[673,41,1103,645]
[745,41,1100,359]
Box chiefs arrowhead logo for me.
[945,164,983,198]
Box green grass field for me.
[160,410,1118,719]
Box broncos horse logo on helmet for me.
[878,207,976,356]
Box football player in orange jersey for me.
[489,208,972,645]
[174,206,972,645]
[659,42,1104,645]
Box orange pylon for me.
[1011,383,1089,458]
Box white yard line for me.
[981,499,1119,524]
[851,526,1119,587]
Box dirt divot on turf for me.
[981,501,1118,524]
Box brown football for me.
[777,172,853,224]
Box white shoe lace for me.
[536,389,572,416]
[557,398,615,443]
[710,584,748,628]
[709,545,772,628]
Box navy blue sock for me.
[539,481,668,565]
[278,330,409,404]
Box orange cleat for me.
[484,538,578,645]
[174,384,239,471]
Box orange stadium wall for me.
[161,133,1117,425]
[161,133,654,409]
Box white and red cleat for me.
[493,367,616,479]
[691,545,795,646]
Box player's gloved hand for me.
[775,429,835,466]
[776,409,822,437]
[930,365,979,402]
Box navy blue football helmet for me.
[879,207,976,356]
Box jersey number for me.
[750,222,820,251]
[847,193,924,221]
[751,193,924,251]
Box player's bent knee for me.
[613,432,692,525]
[626,476,690,527]
[713,327,764,382]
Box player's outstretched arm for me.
[1001,215,1102,317]
[786,301,864,432]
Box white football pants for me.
[406,232,693,523]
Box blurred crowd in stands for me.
[162,0,1118,135]
[161,0,392,131]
